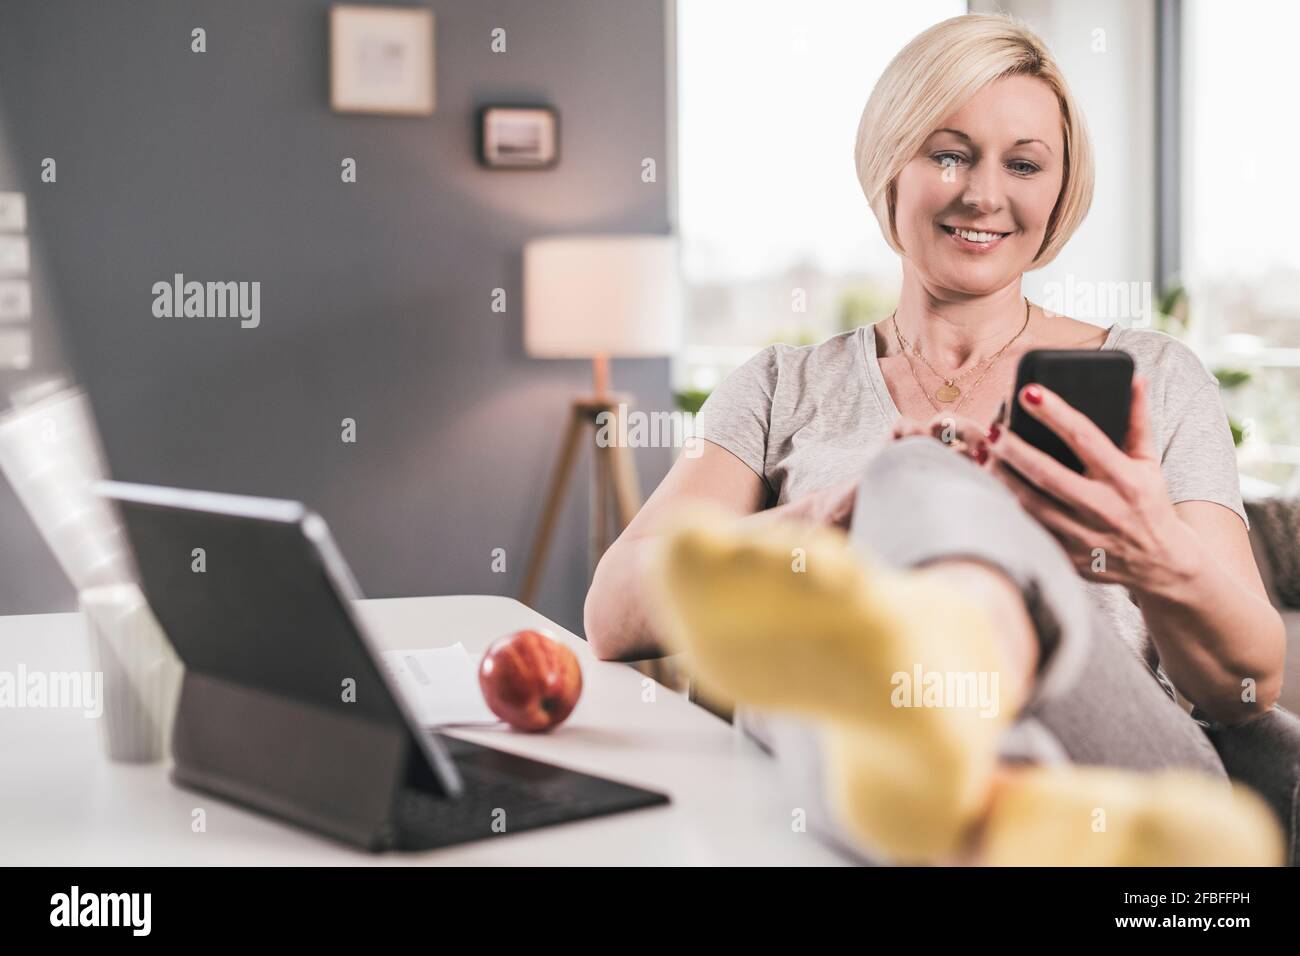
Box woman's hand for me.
[785,407,999,531]
[788,475,861,530]
[984,377,1201,598]
[892,412,992,465]
[787,413,990,530]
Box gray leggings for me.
[745,436,1300,865]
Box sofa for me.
[1247,511,1300,713]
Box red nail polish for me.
[1023,384,1043,405]
[975,444,989,465]
[988,423,1001,443]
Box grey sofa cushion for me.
[1246,497,1300,608]
[1246,501,1300,714]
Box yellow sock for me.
[648,504,1014,862]
[981,766,1283,866]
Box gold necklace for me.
[893,318,989,402]
[897,335,944,415]
[890,298,1032,414]
[892,297,1031,404]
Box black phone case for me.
[1008,349,1134,474]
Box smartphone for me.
[1007,349,1133,474]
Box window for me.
[673,0,966,395]
[1182,0,1300,490]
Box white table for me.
[0,595,844,865]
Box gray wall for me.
[0,77,76,614]
[0,0,675,635]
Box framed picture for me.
[477,106,560,169]
[330,4,435,115]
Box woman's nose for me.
[959,162,1005,215]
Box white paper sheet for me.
[379,643,500,727]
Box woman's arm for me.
[584,441,764,661]
[986,378,1285,725]
[1132,500,1284,723]
[584,439,859,661]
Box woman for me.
[584,14,1296,865]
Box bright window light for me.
[675,0,965,386]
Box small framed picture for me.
[478,106,560,169]
[330,4,435,116]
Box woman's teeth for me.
[945,225,1007,244]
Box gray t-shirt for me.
[694,321,1247,667]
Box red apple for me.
[478,629,583,732]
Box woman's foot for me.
[981,765,1282,866]
[648,505,1015,862]
[648,505,1283,866]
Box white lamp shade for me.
[524,234,683,358]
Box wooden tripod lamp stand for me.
[519,235,682,608]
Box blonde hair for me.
[854,14,1093,269]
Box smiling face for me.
[893,74,1066,296]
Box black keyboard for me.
[391,734,669,850]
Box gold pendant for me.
[935,382,961,403]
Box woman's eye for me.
[933,152,966,168]
[1006,160,1040,176]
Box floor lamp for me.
[519,234,682,612]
